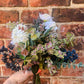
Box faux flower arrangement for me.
[0,13,84,84]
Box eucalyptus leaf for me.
[73,64,76,69]
[62,62,67,68]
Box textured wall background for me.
[0,0,84,84]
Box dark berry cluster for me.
[64,49,78,62]
[0,45,22,71]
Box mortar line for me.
[50,77,52,84]
[28,0,29,7]
[1,66,3,76]
[0,21,84,27]
[0,5,84,11]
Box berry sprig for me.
[64,49,78,62]
[0,45,22,71]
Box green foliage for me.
[68,63,71,68]
[17,52,25,60]
[29,34,34,47]
[77,62,84,68]
[62,32,75,49]
[42,27,52,37]
[61,62,84,69]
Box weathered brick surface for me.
[79,78,84,84]
[2,66,15,76]
[41,78,50,84]
[52,8,84,22]
[40,69,50,76]
[0,0,28,7]
[21,78,50,84]
[52,78,79,84]
[0,67,1,76]
[29,0,71,7]
[40,69,61,76]
[73,0,84,4]
[74,38,84,51]
[0,11,19,24]
[0,55,5,65]
[5,40,11,48]
[76,51,84,64]
[0,77,8,84]
[0,40,4,48]
[60,24,84,37]
[61,66,84,76]
[21,9,49,23]
[0,27,11,39]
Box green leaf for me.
[29,34,33,46]
[73,64,76,69]
[68,63,71,68]
[26,40,29,49]
[20,55,25,60]
[57,63,61,69]
[72,60,76,64]
[17,52,25,60]
[78,62,83,67]
[43,27,52,37]
[24,60,28,65]
[62,62,67,68]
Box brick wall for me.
[0,0,84,84]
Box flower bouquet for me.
[0,13,84,84]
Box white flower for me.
[43,21,58,30]
[39,13,52,21]
[11,24,28,45]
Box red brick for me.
[21,9,49,23]
[5,40,11,48]
[0,67,1,76]
[52,78,58,84]
[40,69,50,76]
[0,77,8,84]
[52,78,79,84]
[60,24,84,37]
[76,56,84,64]
[0,11,19,24]
[2,66,15,76]
[0,0,28,7]
[61,66,84,76]
[73,0,84,4]
[29,0,71,7]
[0,27,11,39]
[76,51,84,64]
[20,77,50,84]
[79,78,84,84]
[0,55,5,65]
[40,69,61,76]
[41,78,50,84]
[0,40,4,48]
[52,8,84,22]
[74,38,84,50]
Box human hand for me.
[3,70,33,84]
